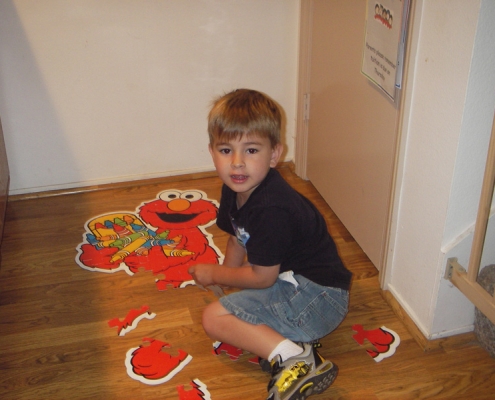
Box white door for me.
[299,0,402,270]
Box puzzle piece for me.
[108,305,156,336]
[212,341,243,360]
[177,379,212,400]
[196,284,225,298]
[352,324,400,362]
[125,338,192,385]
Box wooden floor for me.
[1,165,495,399]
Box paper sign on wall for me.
[362,0,409,100]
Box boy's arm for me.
[188,234,280,289]
[189,262,280,290]
[188,235,280,289]
[222,235,246,267]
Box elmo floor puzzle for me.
[75,189,224,290]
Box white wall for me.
[433,0,495,336]
[385,0,495,339]
[0,0,298,195]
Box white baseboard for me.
[8,166,215,196]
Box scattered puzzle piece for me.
[212,341,243,360]
[196,284,225,297]
[125,337,192,385]
[108,305,156,336]
[177,379,212,400]
[208,285,225,298]
[352,324,400,362]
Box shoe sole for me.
[285,361,339,400]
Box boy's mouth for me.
[231,174,248,183]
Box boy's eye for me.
[247,148,258,154]
[219,148,231,154]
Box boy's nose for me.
[231,153,244,168]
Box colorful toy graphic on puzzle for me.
[76,189,223,290]
[125,337,192,385]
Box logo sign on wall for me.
[361,0,410,101]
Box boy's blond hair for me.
[207,89,281,148]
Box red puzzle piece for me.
[212,341,244,361]
[108,305,156,336]
[352,324,400,362]
[125,338,192,385]
[177,379,212,400]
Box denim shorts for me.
[219,274,349,342]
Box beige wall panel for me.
[306,0,400,269]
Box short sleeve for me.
[216,186,235,236]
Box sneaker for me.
[259,341,322,374]
[266,342,338,400]
[258,357,273,373]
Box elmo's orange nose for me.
[167,199,190,212]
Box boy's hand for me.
[188,263,216,287]
[190,261,280,290]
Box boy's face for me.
[209,133,282,205]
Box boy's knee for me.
[202,301,228,338]
[201,302,221,336]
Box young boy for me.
[188,89,352,400]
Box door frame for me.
[294,0,312,180]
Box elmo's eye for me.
[159,190,182,201]
[180,191,203,202]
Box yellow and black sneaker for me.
[266,342,338,400]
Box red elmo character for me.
[77,189,222,290]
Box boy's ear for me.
[208,143,213,156]
[270,143,283,167]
